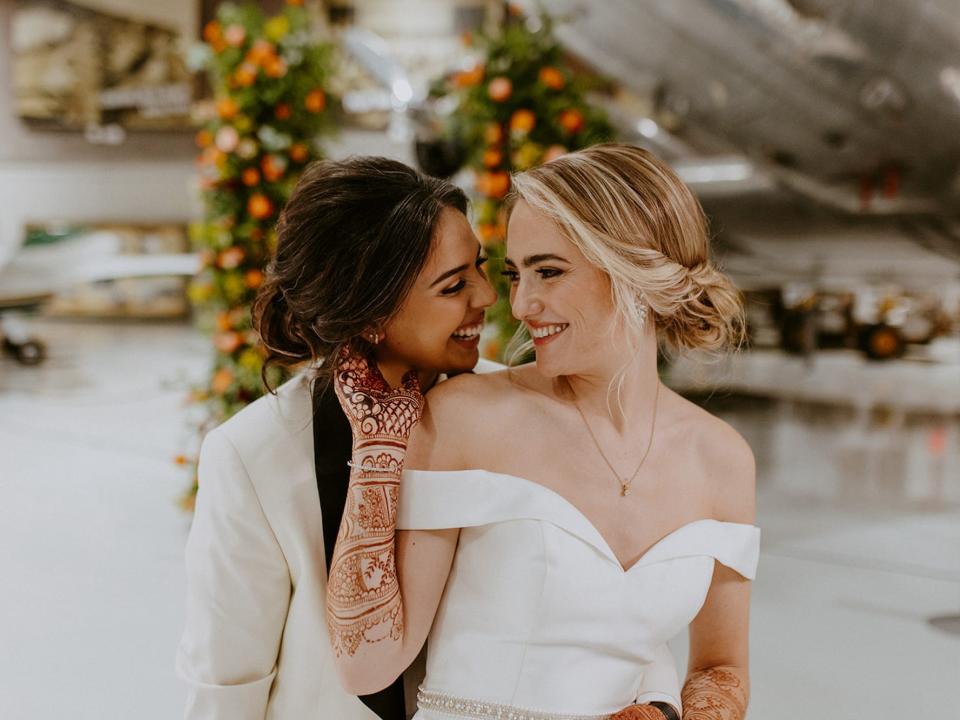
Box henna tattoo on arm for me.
[680,667,749,720]
[325,352,423,658]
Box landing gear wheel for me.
[3,337,46,365]
[859,324,905,361]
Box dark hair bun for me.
[252,156,468,391]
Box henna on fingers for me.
[680,666,749,720]
[325,350,423,658]
[610,703,671,719]
[335,352,422,439]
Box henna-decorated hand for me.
[334,349,424,441]
[610,705,669,720]
[681,666,748,719]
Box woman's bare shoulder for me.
[662,388,756,524]
[407,368,540,469]
[426,364,538,414]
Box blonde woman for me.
[326,144,759,720]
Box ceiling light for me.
[636,118,659,138]
[939,67,960,105]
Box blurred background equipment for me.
[0,222,198,363]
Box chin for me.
[441,338,481,372]
[448,349,479,372]
[534,354,565,378]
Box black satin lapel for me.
[311,381,407,720]
[313,384,353,576]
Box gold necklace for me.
[570,380,660,497]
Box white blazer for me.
[177,363,680,719]
[177,371,375,720]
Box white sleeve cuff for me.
[177,654,276,720]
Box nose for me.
[510,275,544,321]
[472,265,498,309]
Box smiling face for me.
[378,207,497,385]
[505,200,622,378]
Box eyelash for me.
[501,267,563,283]
[441,257,489,295]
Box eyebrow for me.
[503,253,571,268]
[429,245,484,288]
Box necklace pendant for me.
[620,483,630,497]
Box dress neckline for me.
[404,468,757,574]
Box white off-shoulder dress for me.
[396,469,760,720]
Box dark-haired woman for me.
[176,156,499,720]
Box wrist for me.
[648,701,679,720]
[613,704,669,720]
[351,430,412,446]
[349,443,407,476]
[351,437,409,459]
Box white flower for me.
[215,126,240,153]
[237,138,258,159]
[185,43,212,72]
[257,125,292,151]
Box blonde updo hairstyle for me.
[508,143,745,360]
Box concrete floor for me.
[1,318,957,720]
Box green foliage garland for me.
[179,0,337,508]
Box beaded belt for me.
[416,688,611,720]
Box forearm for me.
[325,438,407,659]
[325,352,427,692]
[680,666,749,720]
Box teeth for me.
[530,324,568,339]
[452,323,483,339]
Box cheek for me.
[560,286,617,345]
[560,283,603,327]
[406,301,464,356]
[429,314,458,348]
